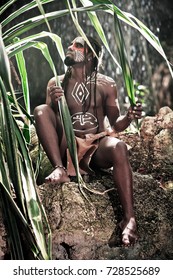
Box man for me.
[34,36,142,246]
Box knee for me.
[33,104,50,119]
[112,140,128,159]
[115,140,127,151]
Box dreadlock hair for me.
[83,36,103,122]
[62,36,103,130]
[86,36,103,71]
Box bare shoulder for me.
[97,73,116,87]
[47,77,56,87]
[47,74,65,87]
[96,73,117,96]
[46,75,65,105]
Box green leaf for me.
[14,118,52,259]
[0,182,41,259]
[53,76,84,188]
[35,0,52,33]
[80,1,173,77]
[14,38,30,114]
[113,12,135,106]
[0,138,24,259]
[80,0,120,67]
[0,0,17,16]
[14,37,31,142]
[1,0,53,27]
[0,33,51,259]
[0,77,26,214]
[0,26,11,87]
[66,0,99,58]
[7,31,66,67]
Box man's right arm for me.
[46,77,56,105]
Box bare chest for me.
[64,79,105,134]
[65,79,103,112]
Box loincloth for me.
[67,131,108,176]
[66,130,131,176]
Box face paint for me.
[73,50,85,62]
[64,37,87,66]
[71,37,85,49]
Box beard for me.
[64,50,85,66]
[64,56,76,66]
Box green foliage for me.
[0,0,172,259]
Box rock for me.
[140,116,157,141]
[135,107,173,177]
[1,107,173,259]
[38,178,116,260]
[158,112,173,129]
[157,106,172,118]
[153,129,173,161]
[37,172,173,260]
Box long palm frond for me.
[0,28,51,259]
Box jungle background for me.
[1,0,173,114]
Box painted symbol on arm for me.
[97,74,116,87]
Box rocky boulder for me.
[0,107,173,259]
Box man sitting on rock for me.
[34,36,142,246]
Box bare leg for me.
[90,136,138,246]
[34,104,70,184]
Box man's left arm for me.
[105,84,142,132]
[113,103,142,132]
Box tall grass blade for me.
[14,38,30,115]
[66,0,99,58]
[1,0,53,27]
[32,41,59,74]
[0,25,11,87]
[0,30,51,259]
[0,189,24,259]
[33,3,86,191]
[55,77,85,190]
[0,141,44,259]
[2,1,172,77]
[15,117,51,259]
[2,10,70,43]
[0,0,17,16]
[0,175,40,259]
[80,0,120,67]
[0,75,51,259]
[0,139,24,259]
[0,78,41,259]
[126,14,173,77]
[6,31,66,65]
[35,0,52,33]
[0,76,26,214]
[14,37,30,143]
[113,12,135,106]
[88,0,173,76]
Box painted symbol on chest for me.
[71,112,98,131]
[71,82,90,105]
